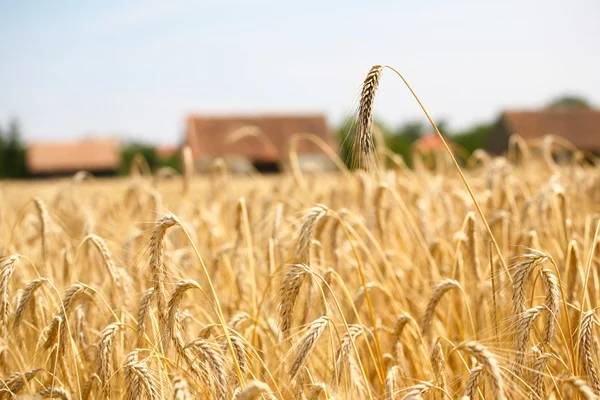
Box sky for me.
[0,0,599,145]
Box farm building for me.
[156,145,180,160]
[26,138,120,177]
[185,114,337,173]
[487,108,600,155]
[413,133,446,152]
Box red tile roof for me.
[185,114,333,162]
[414,134,445,151]
[156,145,180,159]
[27,138,120,174]
[500,109,600,150]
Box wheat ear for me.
[235,380,274,400]
[334,324,365,385]
[82,234,124,289]
[279,263,311,337]
[457,341,505,400]
[43,283,92,353]
[513,305,544,375]
[96,322,123,397]
[462,365,483,400]
[512,252,547,316]
[33,197,50,264]
[528,352,551,400]
[124,350,160,400]
[184,338,227,400]
[136,287,155,347]
[0,368,44,397]
[35,386,71,400]
[149,214,179,341]
[421,279,460,344]
[0,255,22,334]
[579,310,600,394]
[295,205,328,263]
[540,269,560,345]
[431,342,447,399]
[385,365,400,400]
[166,279,202,351]
[290,316,330,381]
[172,375,191,400]
[563,377,598,400]
[357,65,384,155]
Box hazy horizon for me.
[1,0,598,145]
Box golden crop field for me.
[1,68,600,400]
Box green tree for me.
[0,118,28,178]
[546,95,592,110]
[434,119,450,136]
[451,122,493,155]
[119,143,161,175]
[393,120,425,141]
[0,124,5,177]
[336,118,389,169]
[161,153,182,173]
[385,133,414,166]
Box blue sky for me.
[0,0,598,145]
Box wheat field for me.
[1,67,600,399]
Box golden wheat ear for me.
[357,65,384,156]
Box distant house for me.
[487,109,600,155]
[414,133,446,152]
[156,145,180,160]
[185,114,336,173]
[27,138,120,176]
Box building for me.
[487,109,600,155]
[413,133,446,152]
[156,145,180,160]
[26,138,120,176]
[185,114,336,173]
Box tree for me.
[119,143,162,175]
[546,95,592,110]
[452,122,493,155]
[336,118,389,169]
[0,124,5,177]
[161,153,182,173]
[393,120,425,141]
[0,118,28,178]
